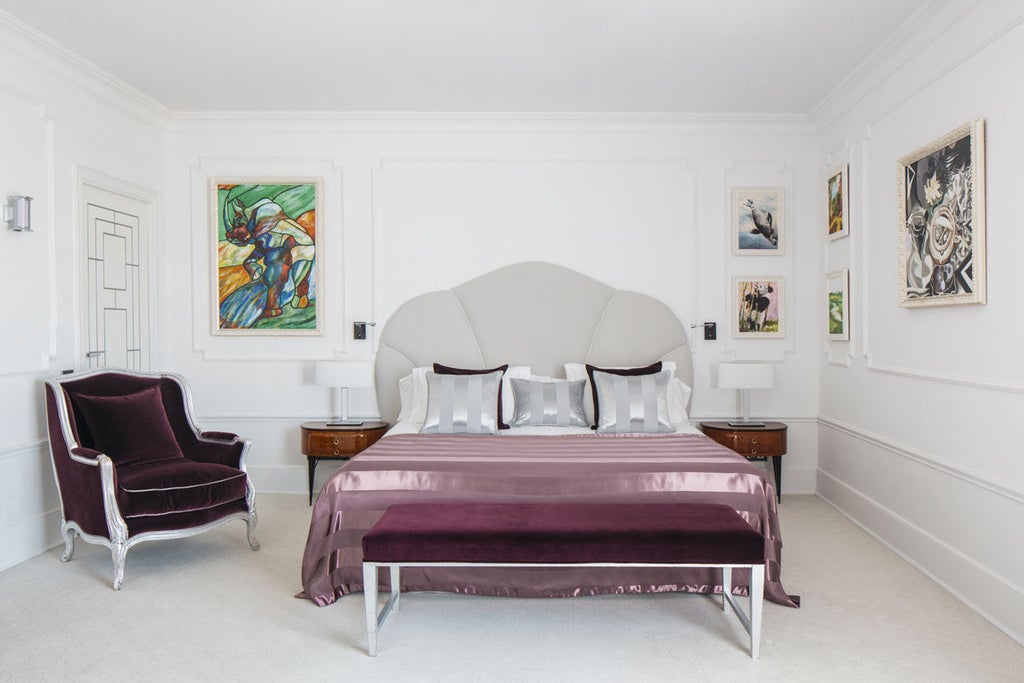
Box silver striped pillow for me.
[592,370,675,433]
[509,379,587,428]
[420,370,502,434]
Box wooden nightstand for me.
[699,421,787,503]
[301,421,389,505]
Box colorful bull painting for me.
[213,179,322,334]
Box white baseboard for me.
[817,470,1024,647]
[0,507,63,572]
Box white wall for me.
[162,116,820,494]
[0,16,823,570]
[816,1,1024,644]
[0,19,164,570]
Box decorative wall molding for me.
[819,415,1024,504]
[721,157,797,361]
[0,86,56,376]
[370,155,699,356]
[817,470,1024,646]
[822,139,856,368]
[187,156,348,361]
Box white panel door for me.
[82,185,150,371]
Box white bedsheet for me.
[385,420,702,437]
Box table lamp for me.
[717,362,775,427]
[314,361,375,426]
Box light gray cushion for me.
[593,370,675,434]
[509,379,587,428]
[420,370,502,434]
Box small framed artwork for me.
[827,165,850,241]
[211,178,323,335]
[733,276,785,338]
[897,119,986,307]
[733,187,784,255]
[826,269,850,341]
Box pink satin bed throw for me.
[298,433,799,607]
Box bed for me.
[299,262,798,608]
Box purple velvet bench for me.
[361,502,766,658]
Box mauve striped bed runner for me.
[299,433,798,607]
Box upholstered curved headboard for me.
[375,262,692,423]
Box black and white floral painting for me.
[897,120,986,307]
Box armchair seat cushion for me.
[116,459,248,520]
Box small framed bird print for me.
[732,186,785,255]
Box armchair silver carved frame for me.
[45,369,260,590]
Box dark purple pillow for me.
[585,361,663,429]
[433,363,510,429]
[73,385,185,467]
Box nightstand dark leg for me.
[308,457,318,506]
[771,456,782,503]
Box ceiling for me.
[1,0,927,113]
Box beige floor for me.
[1,494,1021,682]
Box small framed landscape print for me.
[827,165,849,241]
[826,269,850,341]
[897,119,986,307]
[733,187,784,255]
[211,178,323,335]
[733,276,785,339]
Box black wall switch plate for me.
[704,322,717,340]
[353,322,367,340]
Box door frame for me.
[74,165,160,371]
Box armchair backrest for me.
[50,370,200,453]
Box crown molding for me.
[811,0,1024,128]
[164,110,816,136]
[0,10,170,126]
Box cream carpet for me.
[1,494,1021,682]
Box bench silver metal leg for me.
[722,566,732,613]
[750,564,764,659]
[721,564,765,659]
[363,563,379,656]
[364,563,402,656]
[390,565,401,612]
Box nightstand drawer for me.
[727,430,785,457]
[305,430,380,457]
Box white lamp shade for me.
[314,361,375,388]
[718,363,775,390]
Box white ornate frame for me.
[732,275,785,339]
[826,165,850,241]
[826,269,850,341]
[732,186,785,256]
[210,176,325,335]
[896,119,986,308]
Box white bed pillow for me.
[564,361,689,426]
[397,365,530,427]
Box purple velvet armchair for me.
[44,369,259,590]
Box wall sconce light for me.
[4,195,33,232]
